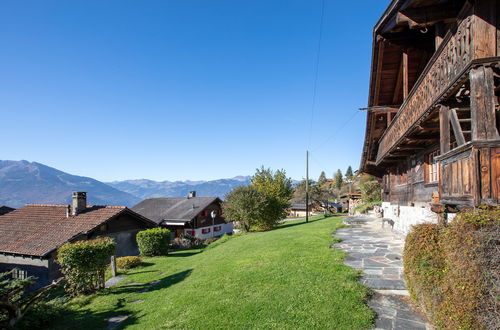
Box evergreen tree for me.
[318,171,327,185]
[345,166,353,179]
[334,169,343,190]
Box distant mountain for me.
[0,160,141,208]
[107,176,252,200]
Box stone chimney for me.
[72,192,87,215]
[188,191,196,199]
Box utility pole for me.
[306,150,309,223]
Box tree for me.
[0,272,62,328]
[359,175,381,203]
[334,169,343,190]
[345,166,353,180]
[251,167,293,229]
[223,185,267,232]
[318,171,327,185]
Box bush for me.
[136,228,171,256]
[203,237,219,246]
[57,237,116,295]
[404,206,499,329]
[403,223,445,317]
[116,256,142,270]
[354,201,380,214]
[170,233,202,250]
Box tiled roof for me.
[132,197,221,225]
[0,204,129,257]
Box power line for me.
[307,0,326,148]
[311,110,360,152]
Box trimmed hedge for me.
[57,237,116,294]
[404,206,499,329]
[136,228,170,256]
[116,256,142,270]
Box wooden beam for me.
[405,135,439,141]
[396,146,426,151]
[439,105,450,154]
[397,3,459,29]
[418,122,440,130]
[358,106,399,112]
[450,108,466,146]
[479,148,492,200]
[392,54,403,104]
[402,49,408,100]
[470,66,499,140]
[373,40,385,106]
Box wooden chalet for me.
[361,0,500,233]
[132,191,233,239]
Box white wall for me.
[184,222,234,240]
[381,202,439,235]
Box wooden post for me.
[450,108,466,145]
[402,49,409,100]
[439,105,450,154]
[111,255,117,277]
[470,66,499,141]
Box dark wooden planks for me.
[470,66,499,141]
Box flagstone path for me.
[334,216,432,330]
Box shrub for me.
[116,256,142,270]
[403,223,445,318]
[136,227,171,256]
[170,233,202,250]
[203,237,219,246]
[57,237,116,295]
[354,201,380,214]
[404,206,500,329]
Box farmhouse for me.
[0,192,156,290]
[132,191,233,239]
[360,0,500,233]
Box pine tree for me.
[318,171,327,185]
[334,169,343,190]
[345,166,353,179]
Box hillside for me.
[107,176,251,200]
[45,217,374,329]
[0,160,141,208]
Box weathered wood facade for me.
[361,0,500,233]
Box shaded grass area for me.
[49,216,373,329]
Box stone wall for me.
[381,202,439,235]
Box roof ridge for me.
[26,204,68,207]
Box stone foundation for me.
[381,202,439,235]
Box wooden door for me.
[492,148,500,202]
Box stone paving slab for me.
[105,276,126,288]
[334,216,431,330]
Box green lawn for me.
[50,216,374,329]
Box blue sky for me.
[0,0,390,182]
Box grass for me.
[48,216,374,329]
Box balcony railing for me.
[376,13,475,164]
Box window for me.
[214,226,222,232]
[427,150,440,183]
[201,227,211,234]
[11,268,27,280]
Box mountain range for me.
[106,176,251,200]
[0,160,251,208]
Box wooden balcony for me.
[375,10,489,165]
